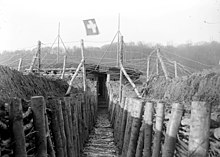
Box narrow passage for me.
[82,109,118,157]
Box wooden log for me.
[152,102,165,157]
[17,58,23,71]
[135,122,145,157]
[9,98,27,157]
[142,101,154,157]
[156,48,168,79]
[77,96,84,152]
[31,96,47,157]
[45,106,55,157]
[47,98,64,157]
[115,96,126,144]
[122,98,134,157]
[62,97,74,157]
[118,97,129,153]
[60,55,66,79]
[188,101,211,157]
[162,103,184,157]
[127,98,145,157]
[57,99,67,157]
[70,94,80,156]
[66,59,84,95]
[120,63,142,98]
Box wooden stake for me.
[118,97,128,153]
[60,55,66,79]
[17,58,23,71]
[156,57,159,75]
[81,39,87,92]
[122,98,133,156]
[57,22,60,63]
[157,48,168,79]
[9,98,27,157]
[174,61,178,78]
[119,36,124,103]
[62,97,74,157]
[146,57,150,81]
[37,41,41,72]
[29,41,41,73]
[188,101,211,157]
[152,102,165,157]
[66,59,84,95]
[120,63,141,98]
[143,101,154,157]
[162,103,183,157]
[127,98,145,157]
[48,98,64,157]
[31,96,47,157]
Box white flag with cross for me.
[83,19,100,35]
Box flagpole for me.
[117,13,120,67]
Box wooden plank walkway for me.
[82,109,118,157]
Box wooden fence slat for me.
[122,98,134,157]
[162,103,184,157]
[57,99,67,157]
[9,98,27,157]
[127,98,145,157]
[31,96,47,157]
[62,98,74,157]
[48,98,64,157]
[118,97,129,154]
[142,101,154,157]
[152,102,165,157]
[188,101,211,157]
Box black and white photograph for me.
[0,0,220,156]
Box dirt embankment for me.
[0,66,70,106]
[142,69,220,112]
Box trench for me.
[82,108,118,157]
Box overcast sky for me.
[0,0,220,52]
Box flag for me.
[83,19,99,35]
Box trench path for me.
[82,108,118,157]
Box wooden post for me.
[29,41,40,73]
[156,57,159,75]
[188,101,211,157]
[70,94,79,156]
[17,58,23,71]
[62,97,74,157]
[115,96,126,144]
[81,39,86,92]
[162,103,184,157]
[57,22,60,63]
[57,99,67,157]
[146,57,150,81]
[45,106,55,157]
[122,98,133,156]
[152,102,165,157]
[118,97,128,153]
[31,96,47,157]
[61,55,66,79]
[127,98,145,157]
[174,61,178,78]
[157,48,168,79]
[47,98,64,157]
[37,40,41,72]
[66,59,84,95]
[119,36,124,103]
[9,98,27,157]
[120,64,142,98]
[142,101,154,157]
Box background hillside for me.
[0,41,219,74]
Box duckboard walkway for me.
[82,108,118,157]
